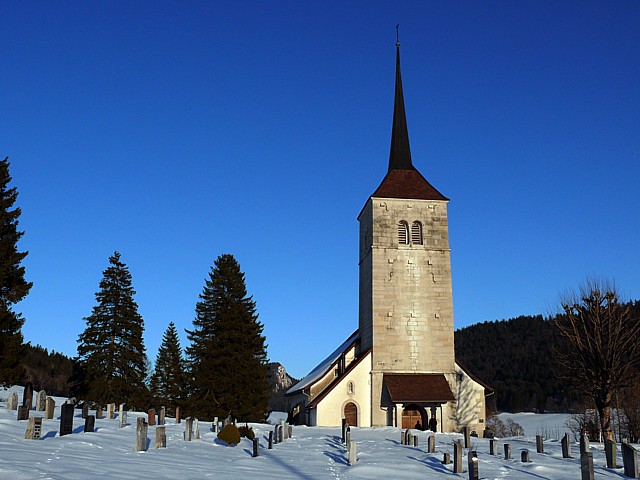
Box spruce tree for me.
[186,254,269,421]
[150,322,186,414]
[0,157,32,385]
[77,252,149,407]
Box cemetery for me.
[2,385,640,479]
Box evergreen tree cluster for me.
[149,322,186,415]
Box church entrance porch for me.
[344,402,358,427]
[402,404,426,430]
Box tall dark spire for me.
[388,41,413,171]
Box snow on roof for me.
[285,330,359,396]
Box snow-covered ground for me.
[0,385,633,479]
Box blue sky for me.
[2,1,639,379]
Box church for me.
[286,43,493,434]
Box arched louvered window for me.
[411,221,423,245]
[398,221,409,245]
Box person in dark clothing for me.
[415,421,422,430]
[428,414,437,432]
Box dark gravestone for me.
[562,433,572,458]
[277,424,284,443]
[341,419,347,443]
[17,405,29,421]
[442,452,451,464]
[462,426,471,448]
[581,451,595,480]
[273,424,279,444]
[521,450,530,463]
[82,404,89,419]
[401,429,406,445]
[412,435,418,447]
[622,441,639,478]
[453,441,463,473]
[95,406,103,419]
[504,443,511,460]
[428,434,435,452]
[22,382,33,410]
[268,431,273,449]
[605,440,617,469]
[84,415,95,433]
[60,403,74,436]
[536,435,544,454]
[468,451,479,480]
[175,406,181,424]
[489,439,498,455]
[148,409,156,426]
[346,429,351,448]
[252,437,259,457]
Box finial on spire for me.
[396,24,400,46]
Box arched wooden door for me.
[402,405,425,430]
[344,402,358,427]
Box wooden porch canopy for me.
[384,374,455,403]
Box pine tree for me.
[186,254,269,421]
[77,252,149,407]
[150,322,186,414]
[0,157,32,385]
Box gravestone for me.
[213,416,218,432]
[95,406,103,419]
[22,382,33,410]
[118,404,127,428]
[348,440,357,466]
[490,439,498,455]
[521,450,530,463]
[278,424,284,443]
[462,426,471,448]
[605,440,617,469]
[82,404,89,419]
[428,434,435,453]
[24,417,42,439]
[581,451,595,480]
[580,433,590,454]
[284,422,290,440]
[288,424,293,438]
[184,417,193,441]
[413,435,418,447]
[252,437,259,457]
[136,417,148,452]
[7,392,18,410]
[36,391,46,411]
[106,403,115,419]
[442,452,451,464]
[273,424,279,444]
[622,441,639,478]
[401,430,406,445]
[45,397,55,420]
[17,405,29,421]
[194,419,200,440]
[504,443,511,460]
[341,419,347,443]
[562,433,572,458]
[158,406,165,426]
[536,435,544,454]
[60,403,74,436]
[175,406,181,424]
[407,432,413,446]
[468,451,479,480]
[148,409,156,427]
[268,431,273,449]
[155,426,166,448]
[84,415,95,433]
[453,440,463,473]
[346,429,351,448]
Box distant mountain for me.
[267,362,298,412]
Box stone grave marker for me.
[536,435,544,454]
[288,424,293,438]
[622,441,639,478]
[442,452,451,464]
[212,416,218,432]
[580,434,590,454]
[284,422,290,440]
[605,440,617,469]
[348,440,357,466]
[95,406,103,419]
[581,451,595,480]
[148,408,156,426]
[45,397,55,420]
[185,417,193,441]
[155,426,166,448]
[273,424,279,444]
[453,440,463,473]
[106,403,115,419]
[468,451,479,480]
[407,431,413,446]
[521,450,530,463]
[36,391,46,411]
[22,382,33,410]
[462,426,471,448]
[136,417,148,452]
[252,437,259,457]
[400,429,406,445]
[489,439,498,455]
[346,428,351,448]
[60,403,74,436]
[341,419,347,443]
[17,405,29,421]
[84,415,95,433]
[194,419,200,440]
[119,404,127,428]
[428,434,435,453]
[24,417,42,439]
[504,443,511,460]
[7,392,18,410]
[268,431,273,449]
[158,406,165,425]
[412,434,418,447]
[175,406,181,424]
[82,404,89,419]
[562,433,572,458]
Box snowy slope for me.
[0,386,632,479]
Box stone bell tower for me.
[358,42,456,426]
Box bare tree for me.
[554,279,640,442]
